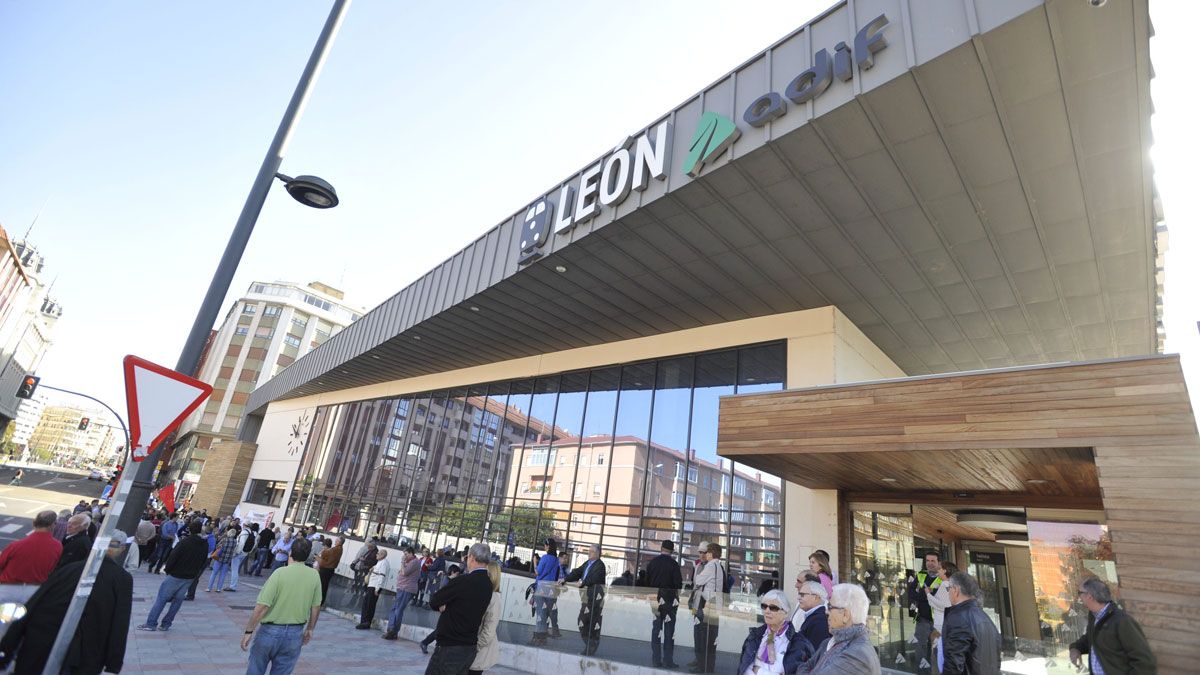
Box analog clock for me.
[287,411,311,455]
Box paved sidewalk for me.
[124,566,529,675]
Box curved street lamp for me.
[277,172,339,208]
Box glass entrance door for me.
[966,549,1014,649]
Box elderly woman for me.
[738,589,814,675]
[797,584,882,674]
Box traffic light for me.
[15,375,39,399]
[78,417,90,431]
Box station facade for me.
[230,0,1190,672]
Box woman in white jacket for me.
[470,561,503,675]
[925,561,957,674]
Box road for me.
[0,465,107,546]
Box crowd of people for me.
[0,497,1161,675]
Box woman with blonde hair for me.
[469,561,503,675]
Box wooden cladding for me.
[718,355,1200,673]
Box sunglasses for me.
[760,603,783,612]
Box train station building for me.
[211,0,1195,671]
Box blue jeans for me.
[231,553,247,589]
[387,591,414,633]
[534,594,553,634]
[145,575,191,628]
[246,623,304,675]
[250,548,269,575]
[208,561,231,591]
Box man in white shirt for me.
[356,549,390,629]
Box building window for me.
[675,462,685,479]
[596,453,605,466]
[242,304,256,314]
[245,479,286,507]
[688,467,698,483]
[520,482,528,494]
[263,305,281,317]
[590,516,599,530]
[255,326,273,338]
[763,489,777,507]
[593,483,602,496]
[734,477,748,497]
[283,334,302,349]
[685,494,696,512]
[291,316,307,331]
[554,482,561,495]
[234,327,248,336]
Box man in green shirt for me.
[241,537,322,675]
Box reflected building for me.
[276,343,786,585]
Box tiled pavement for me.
[124,567,530,675]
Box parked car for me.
[87,468,107,481]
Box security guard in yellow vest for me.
[907,551,943,675]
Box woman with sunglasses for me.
[797,584,881,674]
[737,589,814,675]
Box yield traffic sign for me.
[123,355,212,461]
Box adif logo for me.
[682,111,741,177]
[517,198,553,265]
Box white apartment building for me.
[167,280,362,500]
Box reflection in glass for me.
[1024,520,1118,674]
[851,509,914,667]
[284,342,787,588]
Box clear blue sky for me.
[1,1,1196,428]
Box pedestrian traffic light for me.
[78,417,90,431]
[15,375,39,399]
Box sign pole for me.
[29,386,131,675]
[38,359,210,675]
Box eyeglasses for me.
[827,604,846,611]
[760,603,783,612]
[798,592,819,598]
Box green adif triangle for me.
[682,111,741,177]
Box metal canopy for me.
[248,0,1158,413]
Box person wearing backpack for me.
[688,544,725,673]
[228,523,256,592]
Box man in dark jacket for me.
[562,544,607,656]
[645,540,683,668]
[135,520,208,631]
[1070,578,1156,674]
[0,530,133,675]
[790,579,829,655]
[941,572,1000,675]
[424,543,493,675]
[56,514,93,569]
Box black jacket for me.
[57,532,91,569]
[941,598,1001,675]
[164,534,209,580]
[564,558,607,608]
[738,622,813,675]
[644,553,683,602]
[1069,604,1157,675]
[429,568,493,647]
[794,605,829,655]
[907,570,939,622]
[0,556,133,675]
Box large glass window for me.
[284,342,786,582]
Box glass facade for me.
[286,341,785,584]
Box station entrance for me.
[850,503,1116,673]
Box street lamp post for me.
[116,0,351,539]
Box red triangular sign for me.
[123,355,213,462]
